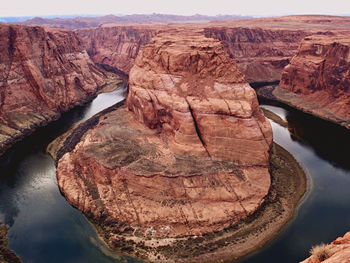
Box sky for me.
[1,0,349,17]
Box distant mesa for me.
[19,13,252,30]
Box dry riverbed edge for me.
[48,102,307,262]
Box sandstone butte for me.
[0,24,118,156]
[301,232,350,263]
[55,29,273,262]
[75,16,350,85]
[275,35,350,129]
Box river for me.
[0,85,140,263]
[239,102,350,263]
[1,86,350,263]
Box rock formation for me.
[78,25,158,74]
[77,24,308,83]
[203,27,308,84]
[126,29,272,165]
[301,232,350,263]
[15,15,350,87]
[74,16,350,84]
[0,24,116,156]
[276,35,350,129]
[54,29,273,261]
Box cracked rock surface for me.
[127,29,272,165]
[55,29,273,261]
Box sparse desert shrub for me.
[310,243,333,261]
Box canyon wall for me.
[204,27,308,83]
[20,16,350,85]
[77,26,159,73]
[77,24,308,83]
[0,24,114,156]
[55,29,273,262]
[276,35,350,128]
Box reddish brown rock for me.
[77,23,307,82]
[55,29,273,262]
[204,15,350,84]
[0,24,114,156]
[78,25,159,74]
[127,29,272,165]
[75,16,350,83]
[277,35,350,129]
[203,27,307,83]
[301,232,350,263]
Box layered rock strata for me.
[126,30,272,165]
[204,27,308,84]
[55,30,273,261]
[77,26,159,74]
[77,24,307,84]
[277,35,350,129]
[0,24,115,156]
[301,232,350,263]
[21,15,350,84]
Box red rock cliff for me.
[0,24,110,156]
[277,35,350,128]
[204,27,308,83]
[127,29,272,165]
[77,26,158,74]
[55,29,273,261]
[78,24,307,83]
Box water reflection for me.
[0,85,140,263]
[286,110,350,170]
[1,86,350,262]
[238,104,350,263]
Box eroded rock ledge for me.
[276,35,350,129]
[54,30,279,262]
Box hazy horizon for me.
[1,0,350,17]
